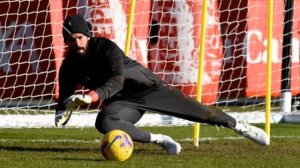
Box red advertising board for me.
[148,0,223,104]
[246,0,300,97]
[2,0,300,102]
[0,1,56,99]
[63,0,150,67]
[219,0,300,98]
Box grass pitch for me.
[1,124,300,168]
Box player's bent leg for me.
[95,108,150,143]
[95,102,182,154]
[96,117,182,154]
[233,121,269,145]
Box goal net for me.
[1,0,300,127]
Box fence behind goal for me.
[1,0,300,128]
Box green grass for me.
[1,124,300,168]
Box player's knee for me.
[95,118,108,134]
[95,116,115,134]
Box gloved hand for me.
[55,109,72,127]
[55,91,99,127]
[63,91,99,110]
[63,94,93,110]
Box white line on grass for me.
[182,135,300,142]
[0,112,288,128]
[1,135,299,143]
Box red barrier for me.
[0,1,56,99]
[49,0,64,100]
[219,0,300,98]
[63,0,150,67]
[218,0,248,98]
[148,0,223,104]
[246,0,300,97]
[3,0,300,102]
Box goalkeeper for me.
[55,14,268,155]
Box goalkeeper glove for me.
[55,91,99,127]
[55,109,72,127]
[64,94,92,110]
[63,91,99,110]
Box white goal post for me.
[1,0,300,128]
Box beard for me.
[71,44,89,58]
[76,47,86,57]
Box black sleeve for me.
[56,60,76,111]
[94,39,125,100]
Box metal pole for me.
[280,0,294,113]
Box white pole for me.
[280,92,292,112]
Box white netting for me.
[1,0,300,127]
[216,0,300,113]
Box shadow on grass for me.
[0,145,164,155]
[51,157,105,162]
[0,146,96,153]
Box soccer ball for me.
[100,130,133,161]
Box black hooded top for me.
[56,37,161,111]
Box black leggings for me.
[95,84,236,143]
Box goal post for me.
[280,0,294,113]
[1,0,300,130]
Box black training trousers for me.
[95,83,236,143]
